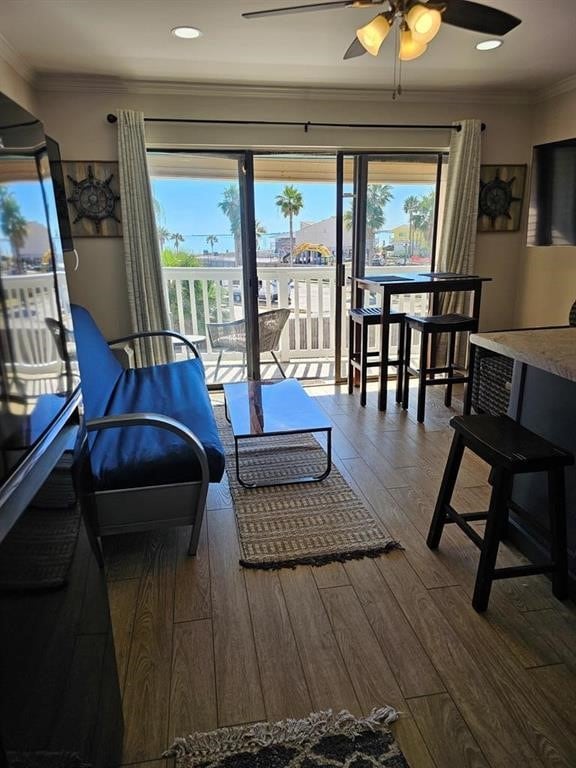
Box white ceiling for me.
[1,0,576,93]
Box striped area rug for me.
[216,409,401,570]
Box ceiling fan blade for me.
[242,1,358,19]
[344,37,368,59]
[442,0,521,36]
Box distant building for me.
[0,220,51,265]
[295,216,352,253]
[21,221,51,262]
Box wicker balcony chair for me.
[207,308,290,379]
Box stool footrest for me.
[459,511,489,522]
[405,366,469,386]
[443,506,484,549]
[493,563,556,580]
[425,375,470,387]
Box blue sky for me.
[0,181,46,223]
[3,177,433,254]
[151,178,433,252]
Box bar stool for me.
[348,307,405,407]
[427,414,573,612]
[402,313,478,423]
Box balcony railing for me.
[162,264,429,373]
[1,273,62,374]
[2,267,429,386]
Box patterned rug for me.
[166,708,410,767]
[216,409,401,570]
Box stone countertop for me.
[470,327,576,383]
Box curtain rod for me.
[106,114,486,133]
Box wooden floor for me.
[104,382,576,768]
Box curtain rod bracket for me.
[304,121,311,133]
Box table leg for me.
[234,429,332,488]
[463,342,476,414]
[378,290,391,411]
[464,282,483,415]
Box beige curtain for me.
[117,109,173,366]
[437,119,483,316]
[433,119,482,366]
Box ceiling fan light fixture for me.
[398,27,428,61]
[405,4,442,44]
[356,13,391,56]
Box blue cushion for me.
[88,357,225,491]
[71,305,123,421]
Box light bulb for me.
[356,14,391,56]
[405,4,442,44]
[399,28,428,61]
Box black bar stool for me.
[402,313,478,423]
[427,414,573,612]
[348,307,405,407]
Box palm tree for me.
[218,184,242,266]
[275,185,304,265]
[206,234,219,256]
[255,220,267,249]
[366,184,393,259]
[343,184,393,262]
[171,232,184,252]
[157,226,171,252]
[412,191,435,255]
[153,197,166,225]
[0,186,28,273]
[403,195,420,262]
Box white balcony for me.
[2,266,430,388]
[163,263,429,384]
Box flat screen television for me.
[0,92,79,496]
[527,138,576,246]
[0,93,123,766]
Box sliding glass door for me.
[335,152,447,381]
[252,153,343,382]
[148,151,260,385]
[148,148,446,387]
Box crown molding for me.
[0,33,34,83]
[534,73,576,102]
[34,72,534,105]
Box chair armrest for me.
[85,412,209,483]
[107,331,199,358]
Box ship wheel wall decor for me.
[477,164,527,233]
[62,161,122,237]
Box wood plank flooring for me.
[103,382,576,768]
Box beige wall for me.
[515,86,576,327]
[0,58,35,113]
[35,86,533,337]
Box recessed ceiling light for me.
[476,39,503,51]
[171,26,202,39]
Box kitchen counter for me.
[470,327,576,383]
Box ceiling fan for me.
[242,0,521,63]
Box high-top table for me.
[349,272,491,411]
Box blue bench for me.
[71,305,225,557]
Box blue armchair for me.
[71,305,225,559]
